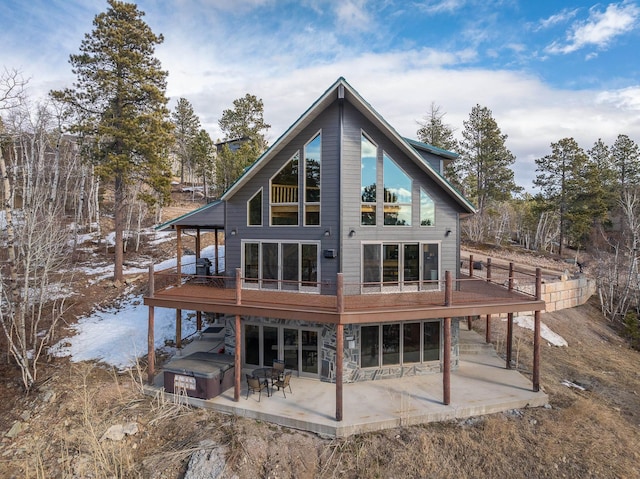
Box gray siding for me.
[225,102,341,286]
[224,96,466,294]
[339,102,461,286]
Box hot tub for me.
[163,352,235,400]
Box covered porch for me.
[143,325,548,438]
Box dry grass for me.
[3,299,640,478]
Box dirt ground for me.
[1,238,640,478]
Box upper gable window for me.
[271,152,299,225]
[361,133,377,226]
[304,133,321,225]
[248,188,262,226]
[420,188,435,226]
[383,153,412,226]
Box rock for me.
[184,441,228,479]
[6,421,25,439]
[101,422,140,441]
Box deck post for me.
[234,314,241,401]
[533,268,542,391]
[176,226,182,285]
[444,270,452,306]
[147,305,155,384]
[468,254,473,278]
[443,316,451,405]
[148,263,154,298]
[486,258,492,282]
[196,311,202,331]
[235,268,242,304]
[214,229,220,275]
[467,316,472,330]
[176,309,182,349]
[336,273,344,313]
[336,323,344,421]
[485,314,491,344]
[195,227,201,260]
[506,312,513,369]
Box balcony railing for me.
[147,255,543,315]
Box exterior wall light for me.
[324,228,331,237]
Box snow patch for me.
[507,315,568,347]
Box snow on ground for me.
[50,295,198,370]
[507,315,568,347]
[51,245,225,369]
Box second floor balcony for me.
[144,256,546,324]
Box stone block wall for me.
[541,275,595,312]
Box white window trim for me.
[247,187,263,227]
[269,151,300,227]
[360,130,379,227]
[382,152,413,227]
[241,239,321,293]
[303,130,322,227]
[360,241,441,293]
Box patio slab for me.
[143,328,548,438]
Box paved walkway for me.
[144,328,548,438]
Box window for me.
[424,321,440,361]
[362,242,440,291]
[244,243,259,282]
[420,188,435,226]
[271,152,299,225]
[362,243,381,284]
[248,189,262,226]
[242,240,320,292]
[304,133,321,225]
[383,153,412,226]
[361,325,379,368]
[361,133,377,225]
[360,320,441,367]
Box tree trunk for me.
[114,174,124,281]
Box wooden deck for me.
[145,274,544,324]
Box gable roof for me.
[221,77,475,214]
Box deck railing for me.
[148,259,542,311]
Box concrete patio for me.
[143,325,548,438]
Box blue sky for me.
[2,0,640,190]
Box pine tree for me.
[458,104,519,213]
[215,93,270,195]
[191,128,215,200]
[171,98,201,184]
[534,138,589,255]
[416,102,460,187]
[51,0,173,281]
[611,134,640,190]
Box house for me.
[145,78,545,421]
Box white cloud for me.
[536,8,579,30]
[334,0,374,32]
[413,0,466,15]
[546,1,640,54]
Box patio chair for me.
[246,374,269,401]
[272,359,285,382]
[273,371,292,398]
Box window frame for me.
[361,241,441,292]
[359,320,442,368]
[420,187,435,227]
[383,152,412,226]
[304,131,322,226]
[270,151,300,226]
[360,131,378,226]
[247,188,263,226]
[241,239,321,293]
